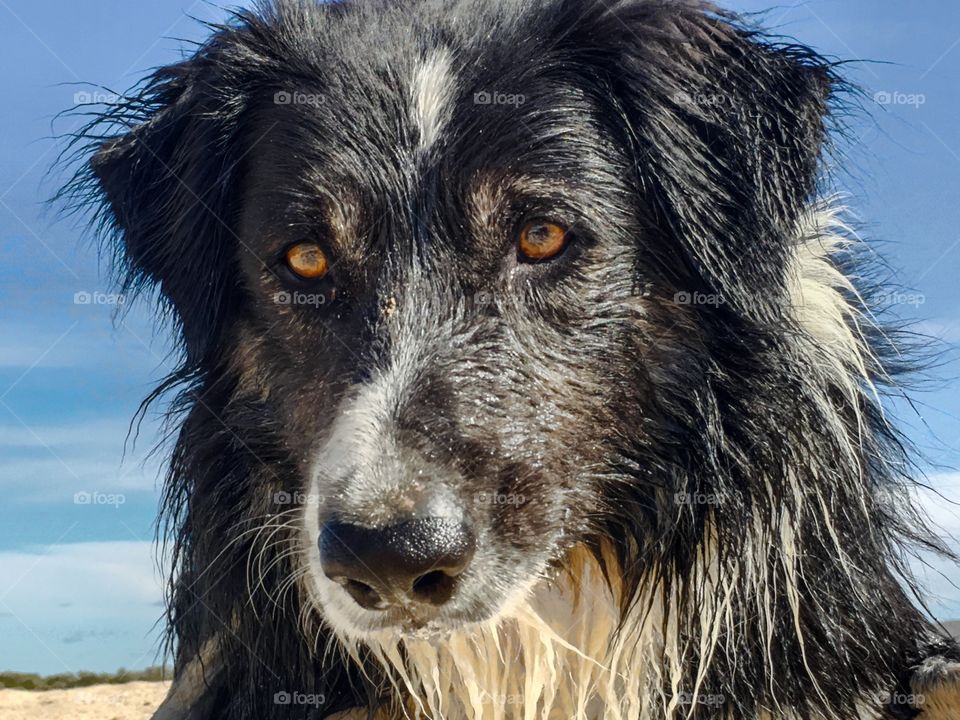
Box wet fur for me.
[61,0,960,718]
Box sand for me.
[0,681,169,720]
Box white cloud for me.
[913,319,960,343]
[0,418,166,501]
[917,472,960,533]
[0,541,166,673]
[911,473,960,620]
[0,541,163,607]
[2,457,160,492]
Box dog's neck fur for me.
[333,542,882,720]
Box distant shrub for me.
[0,666,170,691]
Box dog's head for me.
[86,0,834,641]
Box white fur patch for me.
[351,548,663,720]
[410,49,456,152]
[787,199,883,449]
[345,542,890,720]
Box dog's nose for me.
[319,517,476,610]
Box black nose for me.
[319,518,476,610]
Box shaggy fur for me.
[61,0,960,718]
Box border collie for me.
[67,0,960,718]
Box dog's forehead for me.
[249,44,464,189]
[240,22,617,270]
[333,42,463,156]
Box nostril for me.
[340,578,385,610]
[411,569,458,605]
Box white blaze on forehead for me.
[409,48,457,152]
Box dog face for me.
[236,45,654,637]
[87,0,831,641]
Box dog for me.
[65,0,960,717]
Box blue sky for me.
[0,0,959,674]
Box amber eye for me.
[518,221,568,262]
[285,243,329,279]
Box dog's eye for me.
[285,243,329,279]
[518,221,568,262]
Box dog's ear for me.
[585,1,835,317]
[89,32,252,363]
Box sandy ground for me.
[0,681,169,720]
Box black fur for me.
[62,1,959,718]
